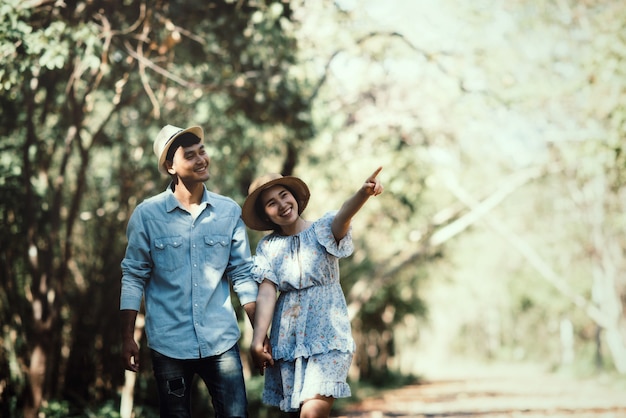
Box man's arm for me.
[242,301,256,327]
[121,309,140,372]
[229,215,260,304]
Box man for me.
[120,124,259,417]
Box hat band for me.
[168,129,183,142]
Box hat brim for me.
[242,176,310,231]
[157,126,204,175]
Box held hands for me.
[250,336,274,375]
[362,166,384,197]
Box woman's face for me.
[259,185,299,228]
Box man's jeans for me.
[150,345,248,418]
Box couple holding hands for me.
[121,124,383,418]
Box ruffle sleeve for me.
[251,251,279,285]
[313,211,354,258]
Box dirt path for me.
[336,363,626,418]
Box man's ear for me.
[165,160,175,175]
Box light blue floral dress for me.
[252,211,355,412]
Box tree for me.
[290,0,626,377]
[0,1,311,416]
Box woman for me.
[242,167,383,417]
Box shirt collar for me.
[164,183,213,213]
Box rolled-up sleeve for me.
[120,210,150,311]
[227,216,258,306]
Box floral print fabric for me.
[252,211,355,411]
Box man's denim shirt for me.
[120,185,258,359]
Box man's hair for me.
[165,133,201,162]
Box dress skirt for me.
[262,350,353,412]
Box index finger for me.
[369,166,383,180]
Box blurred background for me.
[1,0,625,417]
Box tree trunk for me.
[24,339,48,418]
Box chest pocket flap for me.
[204,235,229,247]
[155,236,183,249]
[153,235,184,272]
[203,235,230,270]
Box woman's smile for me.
[260,185,301,229]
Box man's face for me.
[167,143,210,182]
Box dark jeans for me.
[150,345,248,418]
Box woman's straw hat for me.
[242,173,310,231]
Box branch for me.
[443,172,612,329]
[347,167,543,320]
[432,167,543,246]
[308,30,451,103]
[123,40,195,88]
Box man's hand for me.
[122,337,140,372]
[120,310,140,372]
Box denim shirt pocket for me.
[204,235,230,270]
[153,235,184,272]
